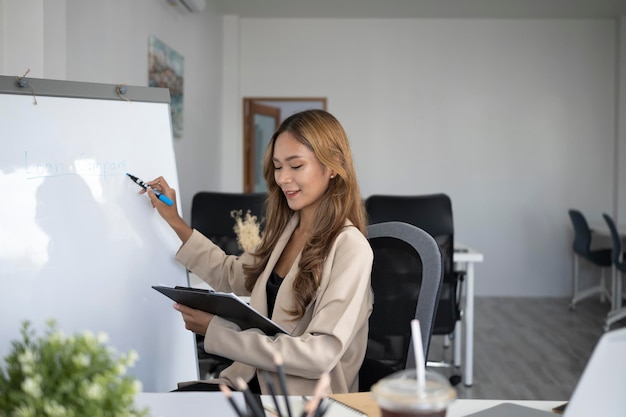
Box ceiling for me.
[211,0,626,19]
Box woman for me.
[145,109,373,395]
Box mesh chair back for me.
[360,221,443,391]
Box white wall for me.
[223,17,622,297]
[0,0,223,222]
[2,2,625,297]
[2,0,44,76]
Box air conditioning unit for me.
[166,0,206,13]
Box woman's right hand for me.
[143,176,193,243]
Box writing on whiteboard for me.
[23,151,128,180]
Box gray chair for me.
[365,193,464,385]
[601,213,626,331]
[568,209,612,309]
[359,221,444,391]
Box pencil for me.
[263,403,280,417]
[307,372,330,417]
[300,400,313,417]
[236,376,265,417]
[262,370,284,417]
[219,383,246,417]
[274,352,294,417]
[313,399,329,417]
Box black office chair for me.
[190,191,267,378]
[359,221,444,392]
[601,213,626,331]
[568,209,612,310]
[365,193,464,385]
[191,191,266,256]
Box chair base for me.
[605,268,626,331]
[570,285,611,310]
[426,360,462,386]
[428,324,463,387]
[604,307,626,331]
[570,254,611,310]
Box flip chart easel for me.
[0,75,197,392]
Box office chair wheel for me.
[449,374,462,386]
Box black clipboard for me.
[152,285,288,336]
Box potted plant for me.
[0,320,148,417]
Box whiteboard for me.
[0,76,197,392]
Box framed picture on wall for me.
[148,35,184,139]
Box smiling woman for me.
[143,109,373,395]
[243,97,327,192]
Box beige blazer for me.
[175,215,373,395]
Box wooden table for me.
[331,392,380,416]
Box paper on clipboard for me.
[152,285,288,336]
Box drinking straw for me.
[410,319,426,389]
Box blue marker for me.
[126,173,174,206]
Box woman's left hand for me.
[174,303,214,335]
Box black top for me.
[266,271,283,319]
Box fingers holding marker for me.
[147,177,176,206]
[128,174,192,243]
[126,173,174,206]
[145,187,159,207]
[147,176,169,191]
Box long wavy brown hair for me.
[244,109,367,320]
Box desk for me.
[135,392,562,417]
[453,244,485,387]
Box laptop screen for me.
[565,327,626,417]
